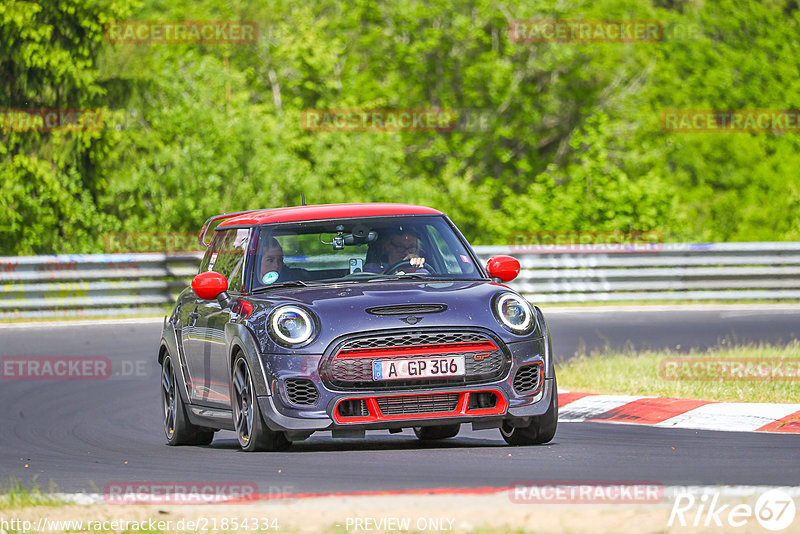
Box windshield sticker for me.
[459,254,471,263]
[262,271,279,284]
[207,252,218,271]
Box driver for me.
[259,237,306,284]
[365,228,426,273]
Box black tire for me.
[231,354,290,452]
[500,377,558,446]
[413,424,461,440]
[161,355,215,446]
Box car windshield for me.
[250,216,483,290]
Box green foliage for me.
[0,0,136,254]
[2,0,800,254]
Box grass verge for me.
[0,478,66,511]
[556,340,800,403]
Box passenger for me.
[259,237,306,284]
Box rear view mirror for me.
[343,231,377,245]
[322,224,377,249]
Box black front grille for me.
[366,304,447,316]
[513,364,541,395]
[322,329,510,390]
[285,378,320,406]
[468,354,504,375]
[376,393,460,415]
[331,359,373,381]
[341,331,486,351]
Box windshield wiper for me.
[366,273,431,282]
[252,280,310,292]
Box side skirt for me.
[186,405,235,431]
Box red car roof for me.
[217,203,443,227]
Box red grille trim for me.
[335,341,498,360]
[331,389,507,424]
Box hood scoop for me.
[366,304,447,316]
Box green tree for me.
[0,0,135,254]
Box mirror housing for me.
[486,255,521,283]
[191,271,233,308]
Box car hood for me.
[246,280,533,351]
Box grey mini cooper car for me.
[158,203,557,451]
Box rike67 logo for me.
[669,489,796,531]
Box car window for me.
[200,228,250,292]
[251,216,481,290]
[426,223,473,275]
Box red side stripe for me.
[756,410,800,433]
[587,397,713,425]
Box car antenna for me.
[301,193,306,206]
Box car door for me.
[184,227,251,408]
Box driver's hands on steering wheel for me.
[408,255,425,268]
[383,256,433,275]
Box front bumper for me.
[257,336,552,432]
[258,378,554,432]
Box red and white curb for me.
[558,390,800,433]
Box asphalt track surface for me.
[1,307,799,494]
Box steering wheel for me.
[384,259,436,275]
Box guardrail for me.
[474,242,800,303]
[0,253,203,319]
[2,242,800,318]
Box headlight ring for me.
[493,292,536,335]
[268,305,317,347]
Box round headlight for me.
[269,306,315,346]
[494,293,535,335]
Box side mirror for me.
[485,255,521,283]
[192,271,234,308]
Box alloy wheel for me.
[232,358,255,445]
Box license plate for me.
[372,356,466,380]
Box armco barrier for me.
[474,241,800,303]
[0,253,203,319]
[2,242,800,318]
